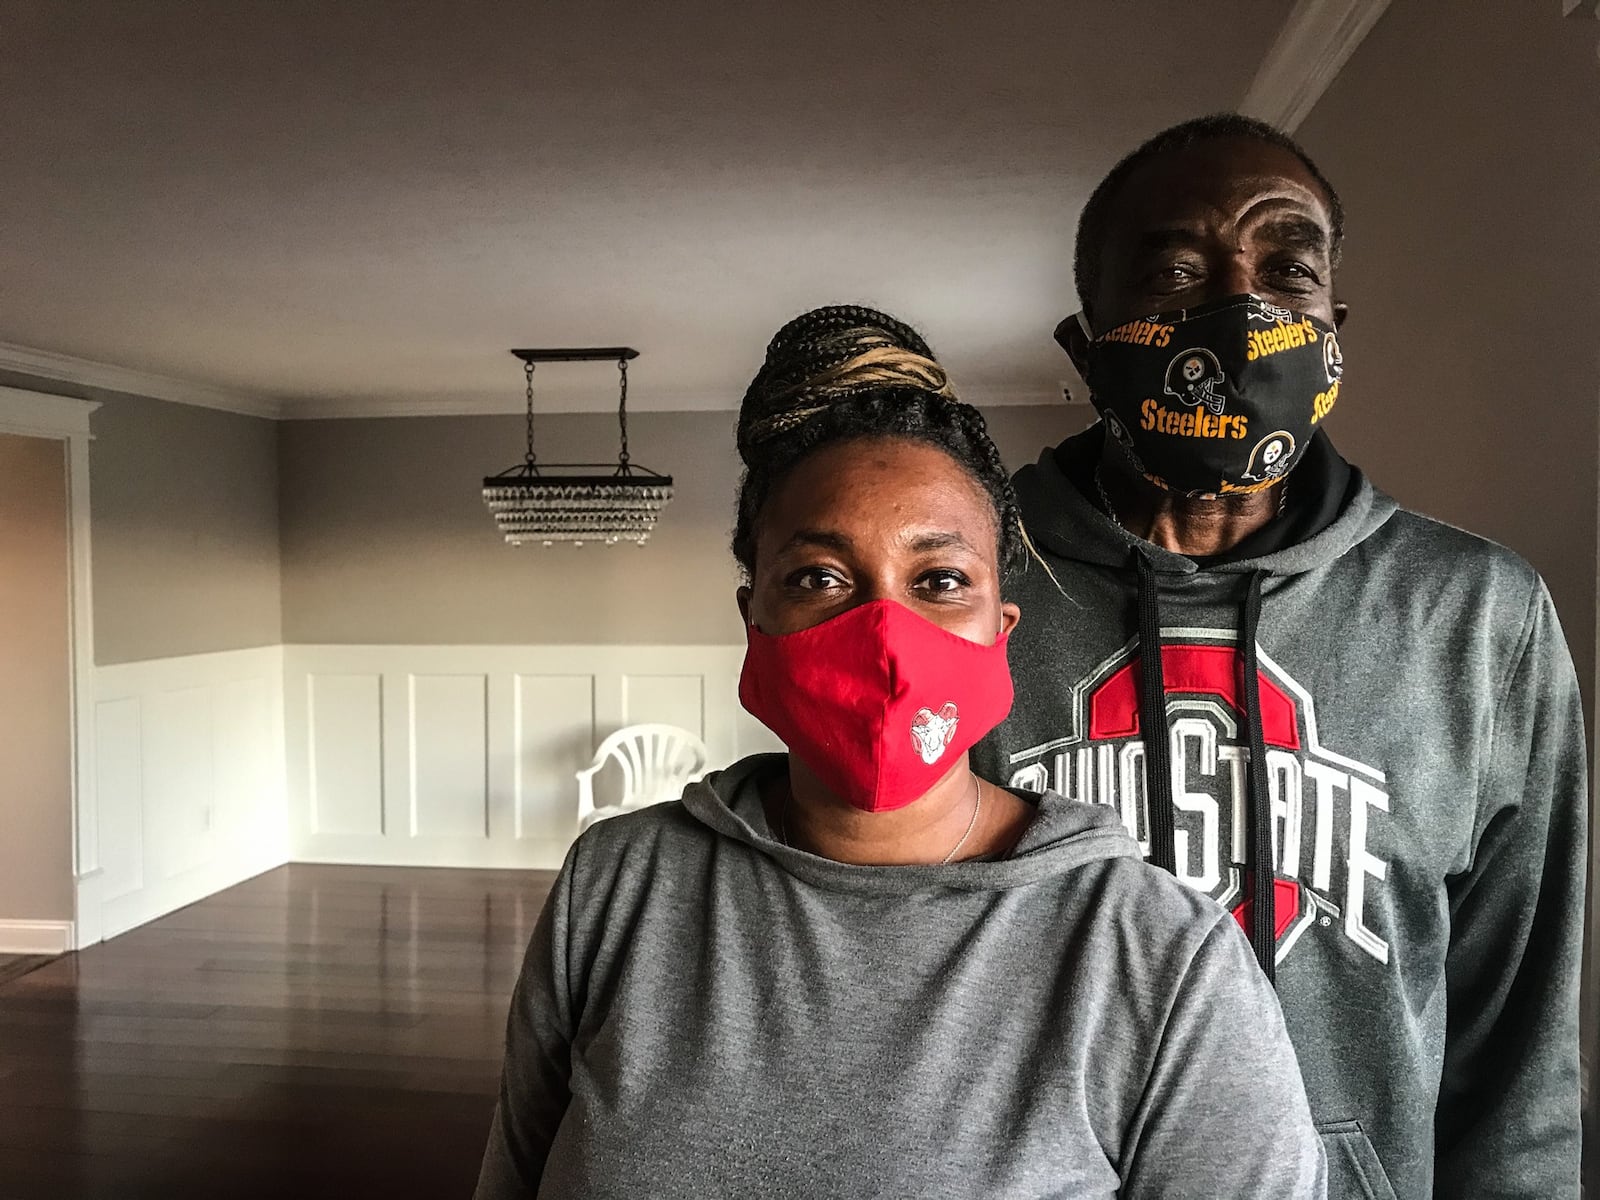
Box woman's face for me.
[739,437,1020,644]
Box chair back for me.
[575,723,710,831]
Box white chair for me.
[575,723,710,832]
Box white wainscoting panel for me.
[308,673,384,836]
[621,674,706,734]
[512,674,595,843]
[286,645,782,870]
[408,674,489,839]
[81,646,288,945]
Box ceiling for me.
[0,1,1289,415]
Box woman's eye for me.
[789,567,845,591]
[916,569,971,594]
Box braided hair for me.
[732,304,1024,579]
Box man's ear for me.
[1333,301,1349,329]
[736,585,753,627]
[1053,311,1093,382]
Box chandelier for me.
[482,347,674,546]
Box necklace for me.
[1094,464,1286,530]
[779,773,983,865]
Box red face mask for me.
[738,599,1014,813]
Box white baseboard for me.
[0,919,74,954]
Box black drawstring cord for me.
[1241,569,1277,982]
[1136,553,1277,982]
[1134,553,1178,875]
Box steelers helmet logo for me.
[1323,331,1344,383]
[1248,298,1298,325]
[1242,431,1296,483]
[1164,348,1227,415]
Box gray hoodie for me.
[973,428,1588,1199]
[474,754,1327,1198]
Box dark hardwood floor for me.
[0,864,554,1199]
[0,956,54,989]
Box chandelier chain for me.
[524,360,538,467]
[617,356,631,469]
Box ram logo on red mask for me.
[911,703,960,765]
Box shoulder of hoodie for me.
[1019,800,1260,1003]
[986,790,1251,964]
[1373,499,1547,608]
[563,797,709,889]
[1081,835,1250,949]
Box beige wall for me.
[0,433,74,923]
[0,372,284,666]
[1298,0,1600,1153]
[278,405,1083,645]
[88,391,282,664]
[1298,1,1599,715]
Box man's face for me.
[1089,137,1340,331]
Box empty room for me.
[1,2,1596,1197]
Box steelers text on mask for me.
[1139,399,1248,440]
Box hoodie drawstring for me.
[1241,569,1276,983]
[1134,554,1178,875]
[1133,555,1278,982]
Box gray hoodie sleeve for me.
[1120,915,1327,1200]
[473,848,577,1199]
[1433,581,1587,1198]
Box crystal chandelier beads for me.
[482,348,674,546]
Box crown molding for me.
[0,341,286,420]
[1239,0,1394,131]
[0,385,101,438]
[0,343,1067,422]
[275,383,1067,421]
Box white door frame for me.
[0,386,101,950]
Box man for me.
[974,114,1587,1198]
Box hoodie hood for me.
[1016,424,1398,577]
[680,753,1140,896]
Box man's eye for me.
[916,569,970,594]
[1274,261,1320,284]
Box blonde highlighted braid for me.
[732,305,1035,582]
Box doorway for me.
[0,431,74,952]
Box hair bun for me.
[737,305,951,462]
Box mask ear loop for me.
[1052,311,1095,354]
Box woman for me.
[474,306,1326,1199]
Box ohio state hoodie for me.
[973,425,1588,1200]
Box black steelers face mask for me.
[1060,294,1343,497]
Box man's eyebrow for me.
[1254,215,1330,256]
[1134,227,1207,257]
